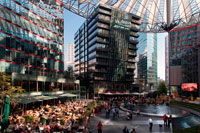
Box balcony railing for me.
[96,54,108,58]
[128,59,136,63]
[129,39,139,44]
[127,65,136,69]
[126,72,134,75]
[94,77,106,80]
[130,25,140,32]
[97,31,109,37]
[98,16,111,23]
[131,19,142,25]
[130,32,139,38]
[128,52,137,56]
[95,69,107,73]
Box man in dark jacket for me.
[123,126,129,133]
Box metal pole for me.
[166,0,171,26]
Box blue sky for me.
[64,10,167,80]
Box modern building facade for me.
[165,36,169,86]
[137,33,157,90]
[0,0,65,92]
[169,23,200,96]
[74,5,141,95]
[65,43,75,70]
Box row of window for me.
[170,26,197,36]
[170,39,197,47]
[2,0,64,27]
[30,0,64,19]
[170,32,197,42]
[0,3,63,36]
[0,46,64,71]
[0,34,64,61]
[0,27,63,54]
[42,0,64,12]
[1,8,63,44]
[0,61,63,76]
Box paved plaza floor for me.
[90,109,172,133]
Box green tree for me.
[64,65,74,80]
[0,73,24,104]
[157,81,168,95]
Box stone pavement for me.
[90,109,172,133]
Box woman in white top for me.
[149,117,153,131]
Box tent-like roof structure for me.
[62,0,200,32]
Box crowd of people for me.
[7,100,91,132]
[104,99,120,120]
[1,96,173,132]
[101,97,173,132]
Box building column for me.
[198,47,200,97]
[36,81,38,92]
[11,73,14,86]
[62,83,63,91]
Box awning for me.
[17,95,58,104]
[99,92,130,95]
[17,95,47,104]
[58,93,77,98]
[16,93,77,104]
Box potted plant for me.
[78,117,83,126]
[24,116,34,123]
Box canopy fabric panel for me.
[62,0,200,32]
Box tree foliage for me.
[0,73,24,104]
[157,81,168,95]
[64,65,74,80]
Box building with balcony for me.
[74,5,141,96]
[169,23,200,96]
[0,0,66,94]
[137,33,157,90]
[65,43,75,70]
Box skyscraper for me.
[0,0,64,92]
[74,5,141,96]
[137,33,157,90]
[65,43,75,70]
[169,23,200,96]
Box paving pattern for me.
[90,109,172,133]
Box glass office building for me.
[169,23,200,96]
[74,5,141,95]
[0,0,64,92]
[137,33,157,90]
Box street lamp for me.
[42,63,45,92]
[143,75,146,91]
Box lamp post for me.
[143,76,146,91]
[42,63,45,92]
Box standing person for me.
[130,111,133,120]
[108,108,110,118]
[126,111,130,120]
[163,114,167,126]
[93,108,96,116]
[112,108,116,120]
[105,108,108,118]
[166,115,169,126]
[97,121,103,133]
[123,126,129,133]
[149,117,153,131]
[168,115,172,127]
[131,128,136,133]
[116,107,119,119]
